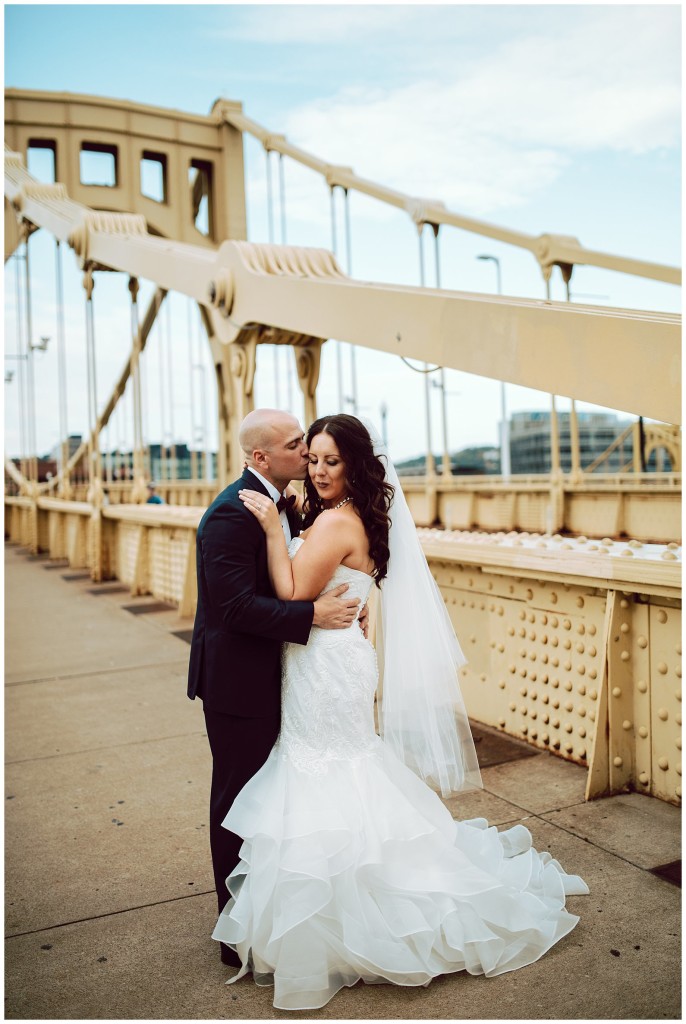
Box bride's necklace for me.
[331,496,353,510]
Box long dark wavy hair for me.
[303,415,394,586]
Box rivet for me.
[677,715,682,727]
[578,748,587,759]
[577,623,586,635]
[622,720,632,731]
[658,662,668,675]
[520,707,528,716]
[520,687,528,697]
[676,738,681,752]
[676,691,682,703]
[620,622,630,634]
[620,598,629,609]
[480,673,487,682]
[529,651,537,661]
[551,593,558,604]
[578,727,586,738]
[565,722,573,733]
[552,739,561,749]
[509,702,516,712]
[527,611,535,623]
[613,756,623,767]
[519,668,528,677]
[542,713,550,724]
[531,690,538,701]
[620,651,630,662]
[658,757,669,771]
[528,631,536,641]
[550,616,559,628]
[551,637,559,648]
[588,646,597,657]
[519,610,526,620]
[542,733,550,744]
[509,664,516,674]
[498,643,505,653]
[612,687,622,698]
[508,626,515,636]
[564,742,574,753]
[564,660,572,671]
[676,667,682,679]
[542,654,549,664]
[519,627,526,638]
[576,642,585,654]
[552,718,560,728]
[658,708,669,722]
[530,710,538,720]
[578,706,587,718]
[639,772,649,785]
[563,639,572,651]
[542,694,549,705]
[576,597,585,608]
[564,681,573,691]
[676,786,682,798]
[638,726,648,739]
[521,726,528,735]
[676,645,681,656]
[565,700,574,712]
[498,717,506,728]
[577,665,586,676]
[637,680,648,694]
[589,711,596,722]
[657,609,668,623]
[588,625,597,636]
[563,619,571,631]
[552,679,560,690]
[588,668,597,680]
[637,635,648,649]
[498,680,506,690]
[589,689,597,700]
[677,766,682,777]
[541,614,548,625]
[526,589,534,601]
[552,658,560,668]
[578,684,587,696]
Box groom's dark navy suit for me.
[188,468,313,938]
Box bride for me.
[212,413,588,1011]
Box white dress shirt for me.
[246,466,292,543]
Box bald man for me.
[188,409,361,968]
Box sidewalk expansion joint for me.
[5,658,189,688]
[5,888,216,940]
[5,729,208,766]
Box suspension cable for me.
[166,296,177,481]
[55,240,69,488]
[187,298,198,481]
[330,185,344,411]
[13,250,27,479]
[342,189,358,415]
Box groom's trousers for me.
[203,706,281,914]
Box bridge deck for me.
[4,543,681,1020]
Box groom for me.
[187,408,361,967]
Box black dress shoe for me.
[220,942,241,968]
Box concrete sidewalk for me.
[4,543,681,1020]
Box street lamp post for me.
[477,254,510,479]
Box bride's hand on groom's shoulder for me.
[239,489,281,534]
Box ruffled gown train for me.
[213,542,588,1010]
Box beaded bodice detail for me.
[277,537,380,774]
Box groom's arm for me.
[202,503,313,645]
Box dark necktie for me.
[276,493,297,514]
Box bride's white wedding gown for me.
[213,538,589,1010]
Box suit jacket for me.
[187,468,314,717]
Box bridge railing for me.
[6,492,681,808]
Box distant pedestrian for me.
[146,483,164,504]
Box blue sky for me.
[4,3,681,462]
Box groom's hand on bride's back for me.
[313,583,360,629]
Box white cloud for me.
[265,6,680,217]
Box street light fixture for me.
[476,254,510,479]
